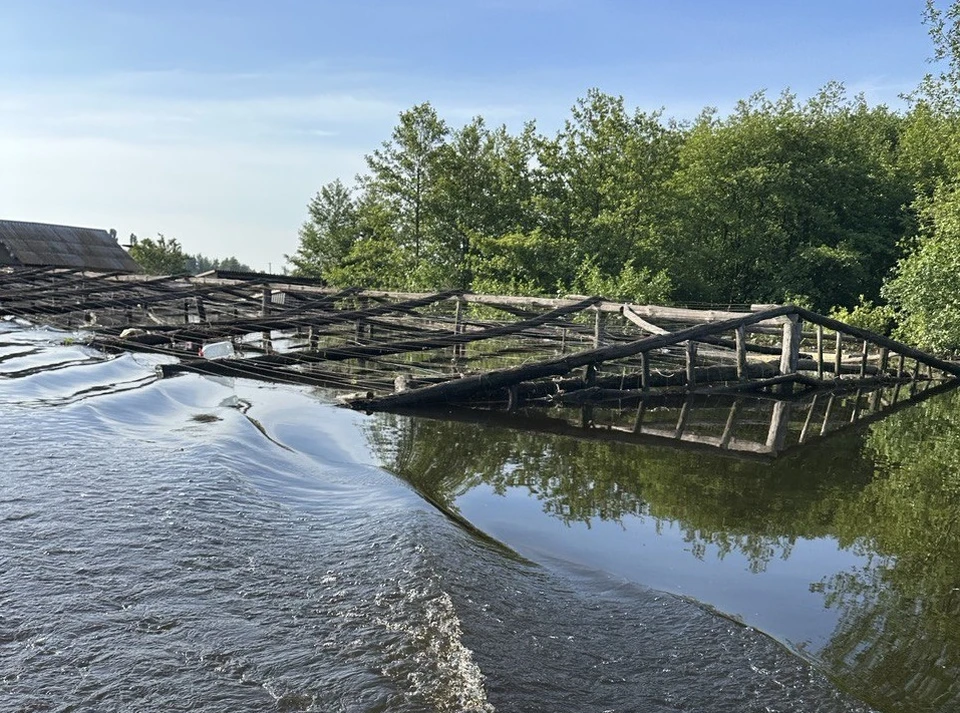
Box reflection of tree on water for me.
[815,390,960,713]
[366,388,960,713]
[366,403,874,572]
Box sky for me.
[0,0,939,271]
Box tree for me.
[185,253,253,274]
[665,87,906,310]
[882,187,960,350]
[912,0,960,111]
[534,90,680,294]
[362,102,449,281]
[128,234,187,275]
[880,1,960,350]
[286,179,358,279]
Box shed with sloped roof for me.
[0,219,140,272]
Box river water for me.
[1,321,955,712]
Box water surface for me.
[1,322,932,711]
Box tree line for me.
[288,1,960,351]
[128,234,252,276]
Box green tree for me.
[185,253,253,274]
[534,90,681,294]
[215,256,253,272]
[666,87,906,310]
[322,191,411,289]
[882,188,960,350]
[128,233,187,275]
[362,102,449,283]
[286,179,358,279]
[880,1,960,350]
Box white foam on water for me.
[377,583,495,713]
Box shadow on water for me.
[365,383,960,713]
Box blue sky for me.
[0,0,937,270]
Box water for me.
[0,320,933,712]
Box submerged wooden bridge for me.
[3,267,958,458]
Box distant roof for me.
[0,219,141,273]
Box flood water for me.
[1,322,957,712]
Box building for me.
[0,219,140,272]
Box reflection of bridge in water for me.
[391,380,957,460]
[2,267,958,456]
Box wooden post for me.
[560,328,567,354]
[834,331,843,379]
[859,340,869,379]
[735,325,748,382]
[893,353,906,403]
[799,394,818,444]
[183,299,190,324]
[584,363,597,387]
[685,340,697,387]
[850,389,863,423]
[580,404,594,429]
[453,297,464,359]
[779,315,800,376]
[674,399,690,439]
[816,325,824,381]
[195,296,207,323]
[720,399,740,449]
[766,401,791,453]
[593,309,603,348]
[506,384,519,411]
[879,347,889,376]
[632,400,646,434]
[820,394,835,436]
[777,315,801,394]
[261,284,272,353]
[640,351,650,396]
[308,326,319,351]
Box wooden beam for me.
[796,306,960,378]
[346,305,799,410]
[238,296,600,366]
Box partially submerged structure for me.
[1,267,957,458]
[0,220,140,273]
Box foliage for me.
[665,86,907,310]
[128,233,187,275]
[367,384,960,712]
[882,189,960,350]
[572,256,672,304]
[286,179,358,280]
[815,387,960,712]
[185,253,252,274]
[285,4,960,343]
[829,296,895,336]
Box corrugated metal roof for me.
[0,219,141,272]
